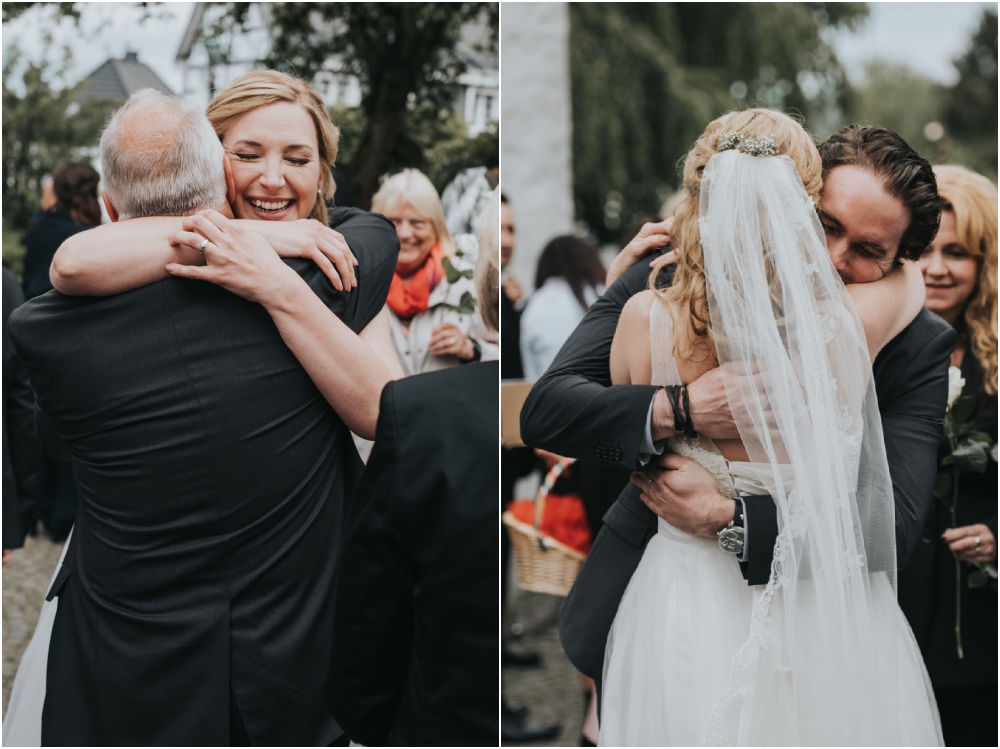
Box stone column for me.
[501,2,574,292]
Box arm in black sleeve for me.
[520,256,666,470]
[877,319,955,569]
[330,207,400,333]
[327,382,413,746]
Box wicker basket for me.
[502,459,586,597]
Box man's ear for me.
[102,191,120,223]
[223,157,236,205]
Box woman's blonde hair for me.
[934,165,998,395]
[206,70,340,226]
[476,188,501,332]
[370,169,455,255]
[653,108,822,359]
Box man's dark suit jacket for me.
[328,361,499,747]
[3,268,39,550]
[520,251,956,680]
[8,207,398,746]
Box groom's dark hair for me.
[819,125,940,262]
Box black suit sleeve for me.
[329,208,400,333]
[327,381,414,746]
[520,257,663,469]
[878,321,955,568]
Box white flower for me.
[454,232,479,258]
[947,365,966,407]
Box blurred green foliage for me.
[570,2,867,242]
[843,9,997,183]
[2,41,116,235]
[3,223,26,278]
[330,100,498,199]
[570,3,998,242]
[226,2,498,208]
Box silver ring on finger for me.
[646,476,653,490]
[448,337,456,346]
[199,238,209,255]
[974,535,981,549]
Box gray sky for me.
[831,2,995,86]
[1,2,994,93]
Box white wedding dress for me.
[2,530,69,746]
[599,148,943,746]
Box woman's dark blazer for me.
[328,360,499,747]
[22,206,93,300]
[898,351,998,688]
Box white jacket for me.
[388,249,499,376]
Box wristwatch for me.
[717,501,745,555]
[469,338,482,362]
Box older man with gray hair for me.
[7,89,399,745]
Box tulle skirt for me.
[2,530,70,747]
[600,494,942,746]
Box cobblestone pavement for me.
[503,589,586,747]
[2,534,65,717]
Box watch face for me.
[718,527,745,554]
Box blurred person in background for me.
[520,235,605,382]
[500,193,524,378]
[20,162,102,543]
[327,189,501,746]
[498,192,560,743]
[371,168,498,376]
[23,162,102,300]
[898,164,998,749]
[3,267,40,565]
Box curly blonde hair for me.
[652,109,822,360]
[206,70,340,226]
[934,165,998,395]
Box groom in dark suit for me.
[521,125,956,683]
[8,92,398,745]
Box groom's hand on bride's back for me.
[606,218,675,288]
[632,453,734,537]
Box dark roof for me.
[76,52,175,103]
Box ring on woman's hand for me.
[198,238,209,255]
[448,337,456,346]
[646,476,653,490]
[974,536,981,549]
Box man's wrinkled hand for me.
[632,452,733,537]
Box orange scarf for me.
[386,242,446,319]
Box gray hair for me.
[100,89,226,220]
[475,188,500,333]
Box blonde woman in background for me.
[371,169,499,376]
[898,165,998,748]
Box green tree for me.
[570,3,867,242]
[225,2,498,208]
[941,8,997,181]
[845,61,948,163]
[2,42,116,233]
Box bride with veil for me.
[601,109,943,745]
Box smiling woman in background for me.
[898,164,998,749]
[371,169,498,375]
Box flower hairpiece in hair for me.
[718,132,777,157]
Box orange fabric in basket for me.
[508,493,591,555]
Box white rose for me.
[947,365,966,408]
